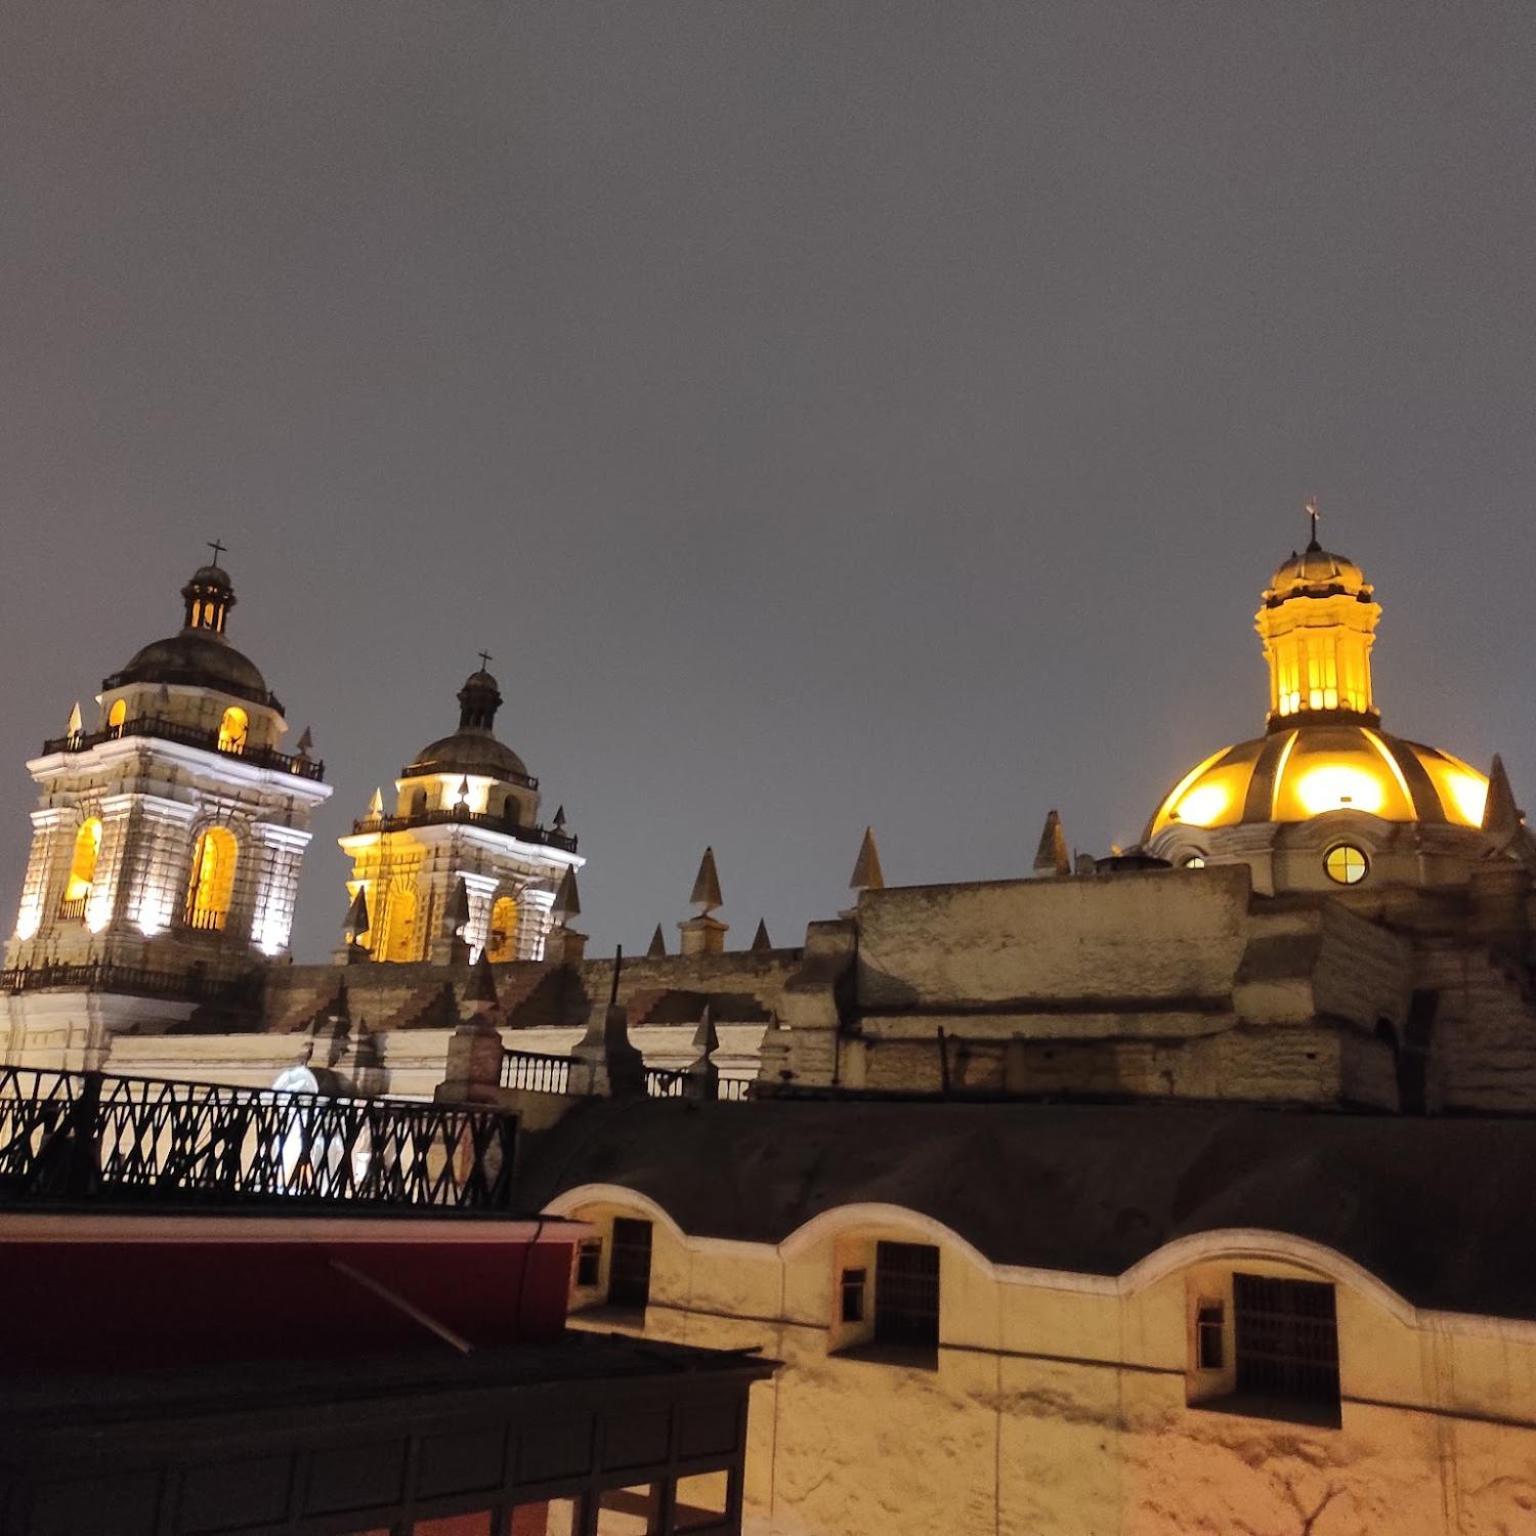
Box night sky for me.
[3,5,1533,960]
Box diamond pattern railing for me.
[0,1067,516,1212]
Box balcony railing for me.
[0,1067,517,1212]
[353,805,578,853]
[182,908,229,934]
[42,716,326,782]
[500,1048,573,1094]
[0,961,259,1006]
[501,1049,754,1102]
[56,895,88,922]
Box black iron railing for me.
[352,805,577,853]
[500,1049,573,1094]
[42,716,326,782]
[56,895,88,922]
[0,1067,517,1212]
[0,961,259,1005]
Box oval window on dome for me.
[1324,844,1369,885]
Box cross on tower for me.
[1303,498,1320,548]
[206,539,228,565]
[477,650,493,670]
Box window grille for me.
[1233,1274,1339,1407]
[874,1242,939,1350]
[840,1267,866,1324]
[608,1218,652,1310]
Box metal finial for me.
[1304,498,1320,550]
[477,650,493,670]
[206,539,227,565]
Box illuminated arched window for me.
[106,699,127,735]
[378,878,418,962]
[1180,854,1207,870]
[61,818,103,914]
[486,894,520,963]
[217,705,249,755]
[184,826,238,932]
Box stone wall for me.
[554,1193,1536,1536]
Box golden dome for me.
[1263,540,1370,605]
[1146,725,1489,841]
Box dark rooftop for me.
[514,1098,1536,1322]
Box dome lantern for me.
[456,654,502,734]
[1255,504,1380,731]
[180,542,236,637]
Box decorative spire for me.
[690,847,723,912]
[1482,754,1524,841]
[463,947,499,1006]
[65,702,82,739]
[296,726,314,759]
[849,826,884,892]
[751,918,772,952]
[343,885,369,942]
[1033,810,1071,878]
[367,786,384,818]
[553,804,567,831]
[454,776,470,807]
[445,876,471,934]
[646,923,667,958]
[554,865,581,922]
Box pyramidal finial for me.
[646,922,667,958]
[66,701,83,738]
[1033,809,1071,877]
[690,846,723,912]
[446,876,471,930]
[554,865,581,921]
[455,776,470,806]
[553,804,567,830]
[1483,754,1524,840]
[464,947,499,1006]
[344,884,370,940]
[750,918,772,952]
[850,826,884,892]
[296,726,314,757]
[692,1002,719,1056]
[367,786,384,817]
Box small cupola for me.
[456,662,503,733]
[181,547,236,637]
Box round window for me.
[1181,854,1206,869]
[1324,844,1369,885]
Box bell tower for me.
[4,554,332,995]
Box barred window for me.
[1233,1273,1339,1411]
[874,1242,939,1352]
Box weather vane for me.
[206,538,228,564]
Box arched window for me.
[106,699,127,735]
[378,878,418,962]
[61,818,102,915]
[184,826,237,932]
[486,894,520,963]
[217,705,249,755]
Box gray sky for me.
[3,3,1534,960]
